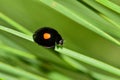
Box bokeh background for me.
[0,0,120,80]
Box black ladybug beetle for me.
[33,27,63,48]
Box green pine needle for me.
[96,0,120,14]
[55,47,120,76]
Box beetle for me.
[33,27,63,48]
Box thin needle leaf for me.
[0,44,36,60]
[62,55,119,80]
[0,25,33,42]
[96,0,120,14]
[0,62,48,80]
[55,47,120,76]
[0,13,32,35]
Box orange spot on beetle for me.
[43,33,51,39]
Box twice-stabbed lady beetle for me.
[33,27,63,48]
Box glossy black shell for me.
[33,27,63,48]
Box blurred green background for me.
[0,0,120,80]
